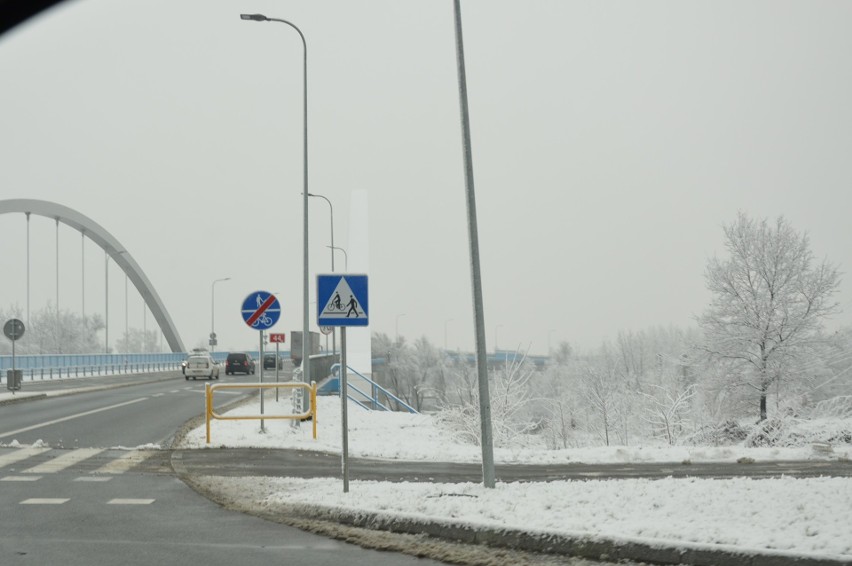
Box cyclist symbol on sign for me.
[329,292,344,311]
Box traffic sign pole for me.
[316,274,368,494]
[259,330,265,433]
[275,341,281,402]
[340,327,349,493]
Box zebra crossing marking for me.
[20,498,69,505]
[23,448,105,474]
[75,476,112,482]
[1,475,41,482]
[108,498,154,505]
[0,447,50,469]
[93,450,158,474]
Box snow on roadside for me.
[180,394,852,559]
[180,395,852,464]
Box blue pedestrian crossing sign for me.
[317,274,368,327]
[241,291,281,330]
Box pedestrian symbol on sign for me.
[319,277,366,320]
[317,274,368,327]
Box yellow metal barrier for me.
[206,381,317,443]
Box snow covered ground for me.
[179,393,852,560]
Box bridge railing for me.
[0,353,184,384]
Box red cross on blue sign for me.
[241,291,281,330]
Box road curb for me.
[0,393,47,406]
[179,472,850,566]
[262,501,851,566]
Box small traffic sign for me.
[319,326,333,335]
[241,291,281,330]
[3,319,25,341]
[317,274,368,327]
[269,333,286,343]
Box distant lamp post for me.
[328,245,348,271]
[307,193,334,271]
[495,324,503,353]
[240,12,310,388]
[308,192,335,354]
[395,313,407,343]
[211,277,231,354]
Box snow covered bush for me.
[686,420,749,446]
[434,352,540,448]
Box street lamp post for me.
[395,313,406,343]
[328,245,348,271]
[308,192,335,354]
[452,0,494,488]
[211,277,231,355]
[307,193,334,271]
[240,13,310,389]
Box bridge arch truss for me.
[0,199,186,353]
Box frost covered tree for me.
[699,213,841,421]
[436,350,540,447]
[0,304,104,355]
[115,328,161,354]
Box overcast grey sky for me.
[2,0,852,355]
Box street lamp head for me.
[240,13,268,21]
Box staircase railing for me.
[330,363,419,414]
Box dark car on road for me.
[263,353,284,370]
[225,352,255,375]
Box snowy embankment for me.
[180,395,852,560]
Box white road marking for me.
[0,397,148,439]
[75,476,112,482]
[1,475,41,481]
[93,450,157,474]
[108,498,154,505]
[0,447,50,468]
[20,498,69,505]
[24,448,105,474]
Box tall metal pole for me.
[55,218,59,315]
[104,251,109,353]
[395,313,406,343]
[328,246,347,271]
[340,326,349,493]
[125,274,128,350]
[240,13,309,389]
[309,193,335,354]
[81,231,85,319]
[452,0,495,488]
[211,277,230,355]
[25,212,30,324]
[259,330,265,433]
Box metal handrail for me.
[330,363,419,414]
[347,382,392,412]
[205,381,317,443]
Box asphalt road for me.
[2,369,850,566]
[174,445,852,482]
[0,370,451,566]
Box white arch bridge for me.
[0,199,186,353]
